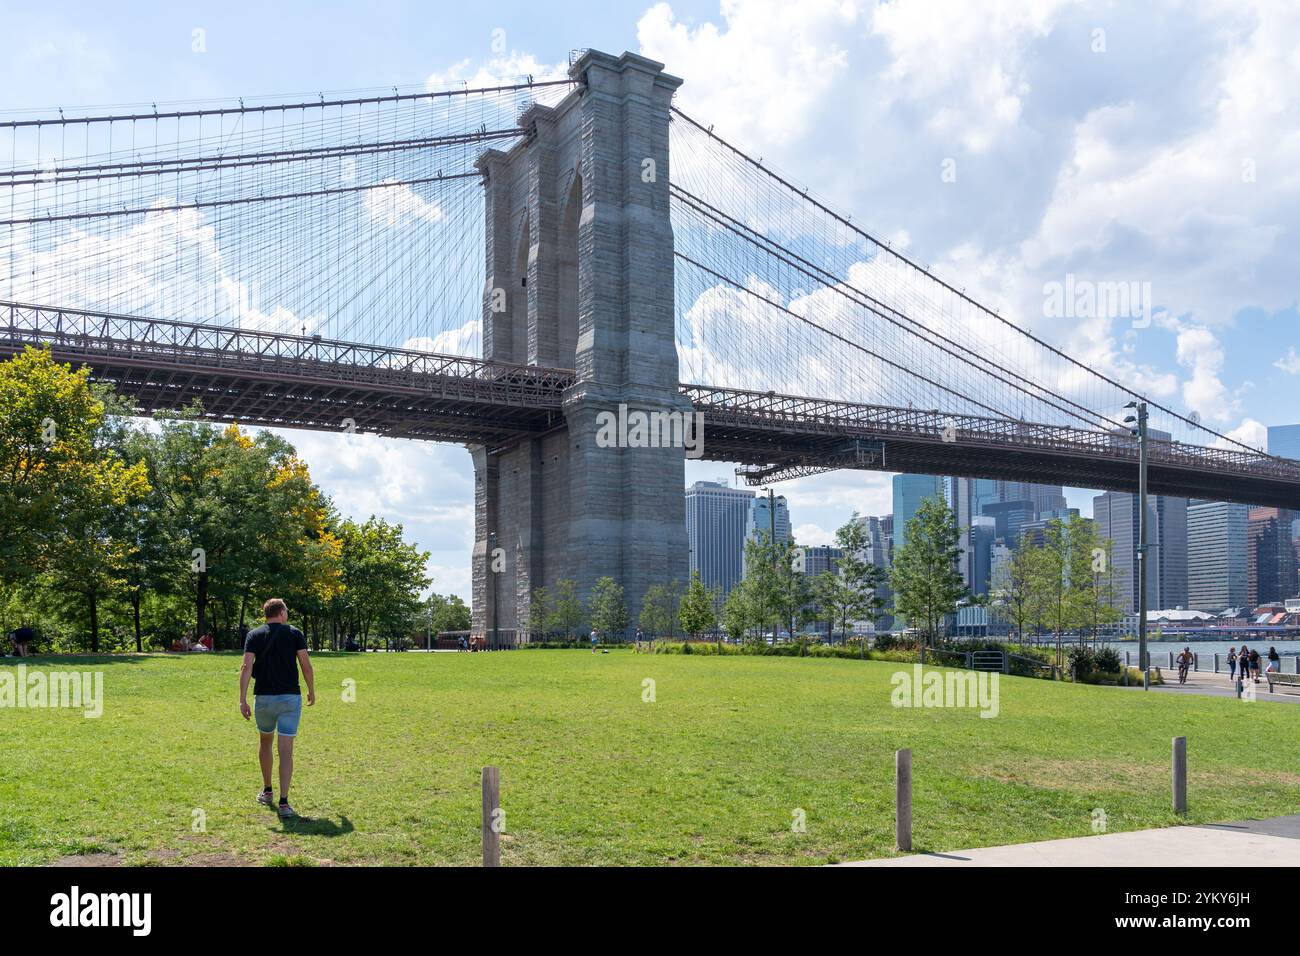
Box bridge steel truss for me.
[3,302,1299,509]
[686,384,1300,508]
[0,302,572,449]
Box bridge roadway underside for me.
[700,425,1299,509]
[5,338,1298,510]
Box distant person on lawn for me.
[239,598,315,819]
[9,624,35,657]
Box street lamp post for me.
[488,530,499,651]
[1125,401,1150,690]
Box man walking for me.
[239,598,315,819]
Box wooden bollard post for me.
[482,765,501,867]
[896,748,912,852]
[1172,737,1187,815]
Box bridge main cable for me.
[671,183,1127,435]
[670,106,1266,457]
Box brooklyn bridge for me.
[3,49,1297,633]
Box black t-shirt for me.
[244,623,308,695]
[12,626,35,644]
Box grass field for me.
[1,649,1297,866]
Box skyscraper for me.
[742,492,791,576]
[1093,491,1189,613]
[799,546,843,576]
[1186,500,1248,611]
[1267,423,1300,461]
[994,481,1068,517]
[684,481,754,599]
[851,514,893,627]
[982,500,1036,547]
[892,474,943,554]
[1247,507,1299,607]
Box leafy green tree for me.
[0,348,147,591]
[526,585,553,638]
[721,580,756,642]
[425,591,471,638]
[890,495,969,645]
[816,514,889,650]
[740,531,810,641]
[588,576,629,639]
[678,570,719,639]
[549,578,584,640]
[992,541,1050,641]
[639,582,675,639]
[331,515,429,650]
[41,450,151,652]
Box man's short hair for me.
[263,598,288,619]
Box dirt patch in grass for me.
[980,756,1300,793]
[50,851,124,867]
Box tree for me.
[992,542,1050,641]
[639,582,675,639]
[774,538,812,641]
[588,576,629,639]
[526,585,553,638]
[0,353,154,650]
[890,495,969,646]
[817,514,889,651]
[1085,538,1123,645]
[740,530,810,641]
[549,579,584,640]
[678,570,719,639]
[721,581,757,642]
[0,348,148,593]
[331,515,428,650]
[426,592,471,634]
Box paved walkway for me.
[841,815,1300,866]
[1137,667,1300,703]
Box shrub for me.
[1094,646,1122,673]
[1066,645,1095,680]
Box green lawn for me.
[1,650,1296,866]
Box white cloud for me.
[869,0,1077,153]
[792,522,834,546]
[403,319,481,358]
[638,0,860,147]
[265,427,476,600]
[1275,347,1300,375]
[364,180,445,227]
[426,52,568,90]
[1221,418,1268,452]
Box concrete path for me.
[1138,667,1300,704]
[841,815,1300,867]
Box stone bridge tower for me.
[470,50,690,638]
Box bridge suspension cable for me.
[668,107,1265,456]
[0,76,574,354]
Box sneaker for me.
[257,789,274,806]
[278,802,299,819]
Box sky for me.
[3,0,1298,600]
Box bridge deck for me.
[4,302,1298,508]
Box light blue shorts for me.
[254,694,302,736]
